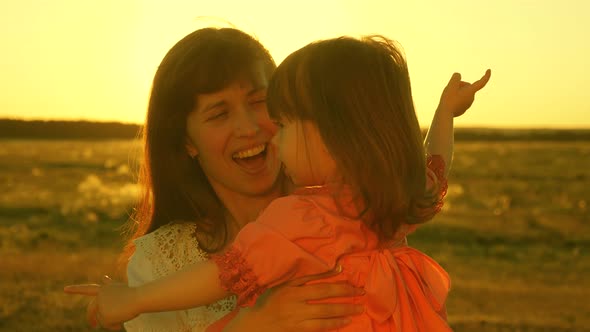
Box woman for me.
[83,27,364,331]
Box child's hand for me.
[64,277,140,330]
[439,69,491,117]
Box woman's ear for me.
[185,137,198,159]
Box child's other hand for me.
[64,276,139,330]
[439,69,491,117]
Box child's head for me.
[268,35,430,239]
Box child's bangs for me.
[267,50,313,122]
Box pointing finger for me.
[471,69,491,92]
[64,284,101,296]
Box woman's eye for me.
[272,120,284,128]
[208,111,228,121]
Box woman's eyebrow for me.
[201,100,227,113]
[198,85,265,113]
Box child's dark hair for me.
[267,35,441,241]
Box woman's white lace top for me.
[124,222,236,332]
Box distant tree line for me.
[0,118,589,141]
[0,119,141,140]
[449,128,590,141]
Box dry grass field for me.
[0,137,588,331]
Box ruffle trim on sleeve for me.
[409,155,449,223]
[426,154,448,213]
[211,246,265,307]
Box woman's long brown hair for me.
[118,28,275,276]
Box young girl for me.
[65,35,490,331]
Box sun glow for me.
[1,0,588,128]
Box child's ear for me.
[185,137,198,158]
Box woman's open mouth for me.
[232,144,268,172]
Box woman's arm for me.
[223,269,366,332]
[424,69,491,176]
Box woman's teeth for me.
[233,144,266,159]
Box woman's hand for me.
[224,268,365,332]
[439,69,491,117]
[64,275,137,330]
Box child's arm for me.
[424,69,491,176]
[64,260,228,327]
[137,260,228,311]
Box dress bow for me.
[362,245,451,330]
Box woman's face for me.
[185,70,282,200]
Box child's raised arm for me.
[64,260,228,328]
[424,69,491,176]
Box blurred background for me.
[0,0,588,331]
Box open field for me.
[0,138,589,331]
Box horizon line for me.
[1,117,589,131]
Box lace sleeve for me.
[124,223,236,332]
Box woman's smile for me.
[231,143,269,174]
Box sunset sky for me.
[1,0,588,128]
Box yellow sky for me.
[0,0,588,128]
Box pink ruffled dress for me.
[208,156,451,331]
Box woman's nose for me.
[234,109,260,137]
